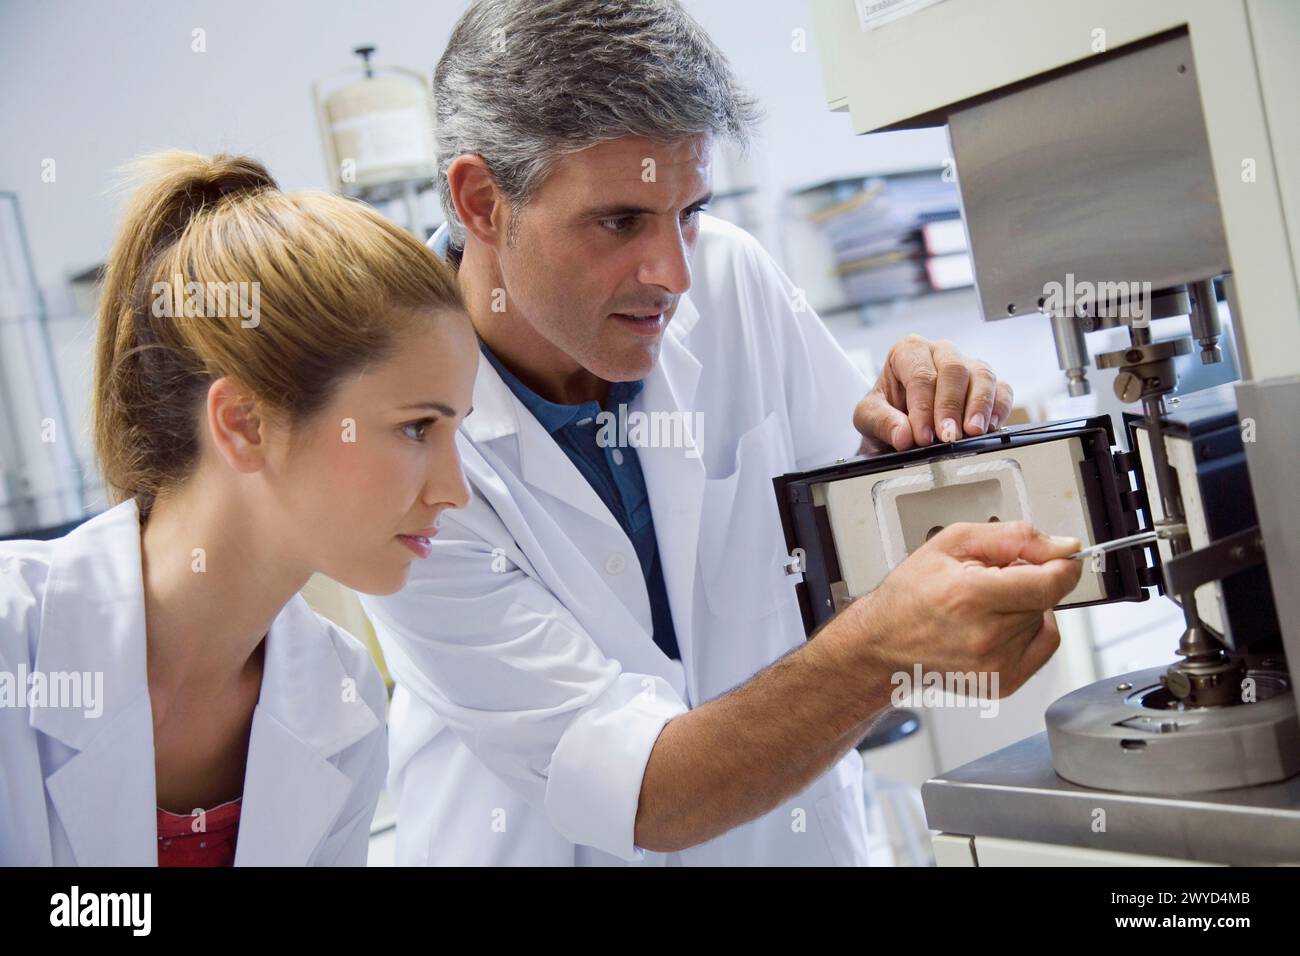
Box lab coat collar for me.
[462,293,701,446]
[461,296,706,682]
[632,315,706,679]
[462,293,702,535]
[32,498,149,752]
[34,498,380,865]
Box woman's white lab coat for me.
[0,498,388,866]
[361,214,875,866]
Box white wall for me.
[1,0,957,499]
[0,0,947,294]
[0,0,1155,543]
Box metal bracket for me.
[1161,526,1266,596]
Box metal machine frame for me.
[808,0,1300,864]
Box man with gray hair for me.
[362,0,1081,866]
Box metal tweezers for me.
[1068,523,1187,561]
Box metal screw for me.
[1114,371,1143,403]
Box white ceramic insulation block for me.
[1132,427,1224,635]
[822,437,1104,604]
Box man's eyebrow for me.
[399,401,463,417]
[583,191,714,219]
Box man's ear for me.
[446,154,509,247]
[206,376,266,475]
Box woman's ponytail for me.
[91,150,462,519]
[92,151,278,515]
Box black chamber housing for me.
[772,416,1152,639]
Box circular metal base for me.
[1046,664,1300,794]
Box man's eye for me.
[401,418,436,441]
[599,207,706,234]
[599,216,636,234]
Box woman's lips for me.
[397,530,436,558]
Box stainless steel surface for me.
[923,731,1300,865]
[1046,665,1300,793]
[1094,338,1192,370]
[1079,287,1191,332]
[946,33,1231,324]
[1098,337,1186,403]
[1188,277,1224,364]
[1049,311,1090,396]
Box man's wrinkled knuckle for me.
[938,356,968,379]
[910,366,938,389]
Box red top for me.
[156,798,242,867]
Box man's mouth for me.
[610,311,666,336]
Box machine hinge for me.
[1110,449,1152,536]
[1135,563,1163,590]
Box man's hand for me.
[849,521,1083,698]
[852,334,1014,453]
[635,520,1082,853]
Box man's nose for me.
[637,221,693,296]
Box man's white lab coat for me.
[362,214,873,865]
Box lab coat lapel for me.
[465,351,625,536]
[463,346,658,635]
[34,499,159,866]
[233,595,379,866]
[461,328,691,682]
[635,296,706,680]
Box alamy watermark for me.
[0,666,103,718]
[1041,273,1153,325]
[594,404,704,459]
[151,276,261,328]
[891,664,1000,718]
[50,886,150,935]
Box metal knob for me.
[1114,370,1144,403]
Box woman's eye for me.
[401,418,435,442]
[683,205,708,222]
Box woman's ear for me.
[205,376,266,474]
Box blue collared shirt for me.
[428,227,679,661]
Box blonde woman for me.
[0,152,477,866]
